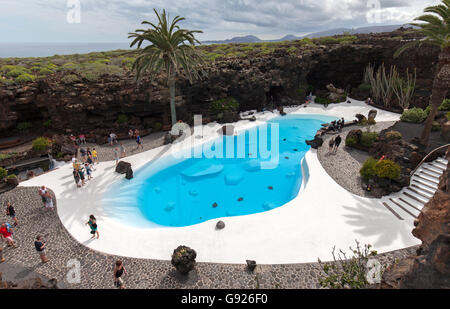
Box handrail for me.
[409,144,450,180]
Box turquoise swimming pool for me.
[104,114,337,228]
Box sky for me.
[0,0,441,42]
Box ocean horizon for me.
[0,42,133,58]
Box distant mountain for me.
[202,35,262,44]
[201,25,405,45]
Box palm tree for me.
[395,0,450,146]
[128,9,205,126]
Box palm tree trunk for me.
[169,77,177,126]
[419,48,450,146]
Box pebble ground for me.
[0,186,416,289]
[317,121,396,197]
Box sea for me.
[0,42,133,58]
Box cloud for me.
[0,0,439,42]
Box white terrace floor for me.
[21,99,420,264]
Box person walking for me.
[78,165,86,186]
[135,134,143,151]
[114,148,120,166]
[92,148,99,165]
[44,190,54,210]
[0,223,16,248]
[333,135,342,153]
[328,137,335,154]
[119,142,126,158]
[86,215,99,239]
[5,202,18,227]
[73,168,81,188]
[34,236,48,263]
[39,186,48,208]
[85,163,93,180]
[113,260,127,289]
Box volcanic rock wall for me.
[0,31,440,139]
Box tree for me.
[395,0,450,146]
[128,9,205,126]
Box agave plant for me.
[395,0,450,146]
[128,9,206,126]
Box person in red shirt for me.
[0,223,16,247]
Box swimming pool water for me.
[104,114,337,228]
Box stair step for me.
[412,179,437,191]
[421,167,441,177]
[411,183,435,195]
[419,171,441,180]
[403,191,426,204]
[398,197,421,212]
[415,174,439,185]
[389,199,418,218]
[407,187,432,199]
[429,163,446,171]
[382,202,403,220]
[436,158,448,165]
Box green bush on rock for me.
[439,99,450,111]
[345,136,358,147]
[360,158,378,180]
[400,108,427,123]
[0,167,7,180]
[385,131,402,141]
[374,160,401,180]
[360,132,378,148]
[32,137,51,152]
[210,97,239,114]
[116,114,129,124]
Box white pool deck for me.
[20,99,420,264]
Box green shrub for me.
[400,108,427,123]
[360,158,378,180]
[424,105,432,116]
[153,122,162,131]
[432,121,441,131]
[39,68,53,75]
[17,122,32,131]
[15,73,35,83]
[446,112,450,121]
[7,67,30,78]
[0,65,16,73]
[210,97,240,114]
[385,131,402,141]
[360,132,378,147]
[0,167,7,180]
[358,83,371,91]
[0,78,14,84]
[375,160,401,180]
[318,241,378,289]
[32,137,51,152]
[439,99,450,111]
[7,174,17,180]
[43,120,52,128]
[116,114,129,124]
[61,74,81,84]
[315,97,331,105]
[345,136,358,147]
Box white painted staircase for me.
[380,157,448,221]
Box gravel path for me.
[77,131,167,162]
[317,121,396,197]
[0,186,417,289]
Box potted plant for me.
[6,174,19,187]
[171,245,197,275]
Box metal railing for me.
[409,144,450,184]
